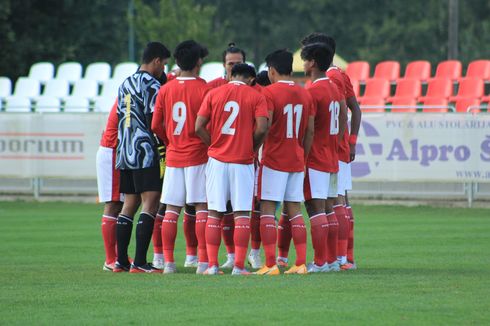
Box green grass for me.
[1,201,489,325]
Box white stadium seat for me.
[85,62,111,83]
[93,79,120,104]
[113,62,138,84]
[5,96,31,112]
[56,62,83,84]
[28,62,55,84]
[258,62,268,72]
[11,77,41,98]
[38,79,70,99]
[0,76,12,97]
[66,79,99,99]
[199,62,224,82]
[246,61,256,69]
[93,96,116,113]
[63,96,90,112]
[35,96,61,113]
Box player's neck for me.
[310,70,325,82]
[275,75,292,83]
[179,70,197,78]
[139,64,156,78]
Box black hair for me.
[173,40,207,71]
[265,49,293,75]
[222,42,246,63]
[301,32,336,54]
[142,42,171,64]
[256,70,271,86]
[231,63,256,79]
[300,43,333,72]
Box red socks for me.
[152,213,164,257]
[277,213,292,259]
[260,215,277,267]
[161,210,179,263]
[290,214,307,266]
[183,211,197,256]
[101,215,117,264]
[221,212,235,254]
[346,206,355,263]
[234,217,251,269]
[309,213,328,266]
[195,211,208,263]
[250,211,261,250]
[205,216,222,267]
[334,205,349,260]
[326,212,338,264]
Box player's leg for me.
[334,161,352,270]
[230,162,255,275]
[101,201,123,271]
[304,167,329,272]
[248,163,262,268]
[204,158,228,275]
[152,203,166,269]
[220,201,235,268]
[283,171,307,274]
[183,204,198,267]
[345,192,356,268]
[184,163,208,273]
[277,209,292,267]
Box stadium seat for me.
[84,62,111,83]
[93,96,116,113]
[359,97,385,112]
[10,77,41,99]
[463,60,490,82]
[386,78,422,103]
[431,60,462,82]
[455,98,481,113]
[28,62,55,84]
[113,62,138,84]
[448,78,484,102]
[37,79,70,100]
[4,96,31,112]
[420,98,450,113]
[357,78,391,103]
[346,61,370,83]
[402,60,431,82]
[350,79,360,97]
[35,96,61,113]
[93,79,120,103]
[0,76,12,97]
[246,61,256,68]
[389,98,417,112]
[63,96,91,112]
[56,62,83,84]
[65,79,99,100]
[372,61,400,82]
[258,62,267,72]
[199,62,225,82]
[418,78,453,102]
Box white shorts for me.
[304,167,338,200]
[206,157,254,212]
[96,146,124,203]
[160,163,207,207]
[337,161,352,195]
[258,165,304,202]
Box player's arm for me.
[346,96,361,162]
[303,115,315,158]
[253,116,268,152]
[338,99,347,142]
[151,89,166,143]
[195,115,211,146]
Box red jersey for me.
[152,77,210,167]
[306,77,343,173]
[327,66,355,163]
[207,77,227,89]
[261,81,313,172]
[100,99,118,148]
[198,81,269,164]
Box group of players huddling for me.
[96,32,361,275]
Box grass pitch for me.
[1,201,489,325]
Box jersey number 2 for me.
[221,101,239,135]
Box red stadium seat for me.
[357,78,391,103]
[463,60,490,82]
[346,61,370,83]
[386,79,422,103]
[431,60,462,82]
[402,60,431,82]
[350,79,360,97]
[372,61,400,82]
[389,98,417,112]
[421,98,450,113]
[455,98,481,113]
[419,78,453,102]
[359,97,385,112]
[448,78,484,102]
